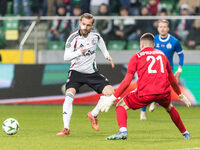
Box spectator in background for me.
[90,0,109,15]
[47,0,64,16]
[148,0,160,16]
[80,0,90,13]
[69,4,82,33]
[119,0,141,16]
[13,0,31,25]
[179,0,200,15]
[186,20,200,49]
[32,0,47,16]
[95,4,112,43]
[0,0,7,16]
[111,6,136,42]
[174,4,193,41]
[48,5,70,42]
[128,6,153,41]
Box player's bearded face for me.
[80,18,94,36]
[158,23,169,37]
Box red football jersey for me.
[127,47,171,96]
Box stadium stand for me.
[127,41,140,50]
[107,40,126,50]
[47,41,65,50]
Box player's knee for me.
[166,103,173,112]
[66,88,76,95]
[102,85,114,96]
[116,99,129,110]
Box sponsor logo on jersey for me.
[166,43,172,49]
[84,50,95,56]
[80,44,84,48]
[156,43,160,48]
[161,44,165,47]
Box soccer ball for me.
[2,118,19,135]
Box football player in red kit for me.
[98,33,191,140]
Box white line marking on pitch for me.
[168,147,200,150]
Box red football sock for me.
[167,106,186,133]
[116,106,127,128]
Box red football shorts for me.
[124,90,171,110]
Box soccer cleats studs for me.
[106,131,128,140]
[56,128,70,135]
[183,133,191,139]
[87,112,99,131]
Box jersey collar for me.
[159,34,170,42]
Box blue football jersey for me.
[154,34,184,71]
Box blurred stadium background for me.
[0,0,200,105]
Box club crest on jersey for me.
[167,43,172,49]
[92,39,97,45]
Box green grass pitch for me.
[0,105,199,150]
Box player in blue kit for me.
[140,20,184,120]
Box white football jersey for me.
[64,30,110,74]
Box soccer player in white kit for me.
[57,13,115,135]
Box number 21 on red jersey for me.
[146,55,164,73]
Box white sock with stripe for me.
[63,92,74,129]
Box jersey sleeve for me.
[175,40,184,66]
[127,55,137,74]
[114,72,134,98]
[97,35,110,58]
[166,59,181,95]
[64,34,82,61]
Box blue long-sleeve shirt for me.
[154,34,184,71]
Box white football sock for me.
[119,127,127,132]
[63,92,74,129]
[91,97,104,117]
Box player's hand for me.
[81,49,86,55]
[174,71,181,83]
[175,67,182,83]
[98,94,117,112]
[178,94,191,107]
[106,57,115,68]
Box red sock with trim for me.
[167,106,186,133]
[116,106,127,128]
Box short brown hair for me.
[140,33,154,43]
[158,19,169,26]
[80,13,94,24]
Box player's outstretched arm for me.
[106,56,115,68]
[167,62,191,107]
[97,36,115,68]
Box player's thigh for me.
[86,72,110,94]
[123,91,150,110]
[65,70,83,93]
[155,92,171,109]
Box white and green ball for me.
[2,118,19,135]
